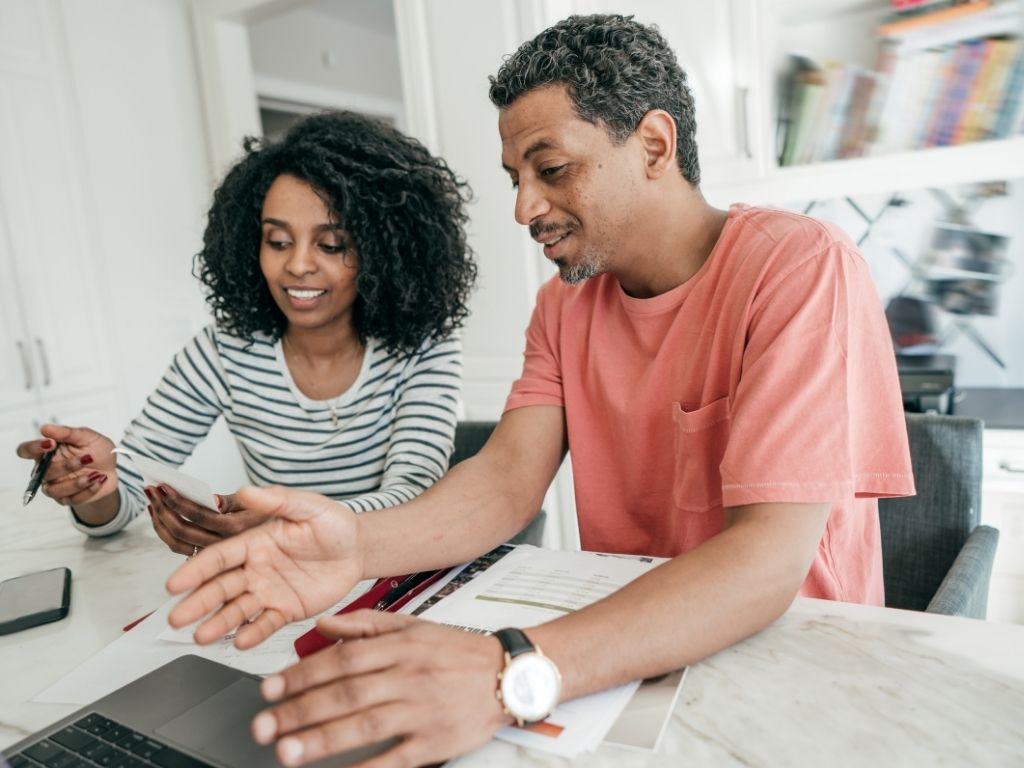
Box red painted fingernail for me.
[80,455,94,466]
[158,486,168,497]
[88,472,105,484]
[41,439,55,450]
[144,488,153,501]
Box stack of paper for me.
[402,545,684,757]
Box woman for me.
[16,111,477,556]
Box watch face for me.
[500,653,561,723]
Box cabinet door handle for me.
[35,337,52,387]
[736,86,752,159]
[16,340,33,390]
[999,460,1024,474]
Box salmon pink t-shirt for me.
[504,204,915,605]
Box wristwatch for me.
[493,627,562,726]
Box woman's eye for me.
[264,238,290,250]
[319,243,347,254]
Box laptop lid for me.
[2,655,393,768]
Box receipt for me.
[113,449,219,509]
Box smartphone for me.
[0,566,72,635]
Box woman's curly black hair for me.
[194,110,477,353]
[488,14,700,187]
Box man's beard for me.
[555,246,604,285]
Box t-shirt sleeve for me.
[719,242,915,508]
[504,279,565,413]
[70,325,226,537]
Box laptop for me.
[1,655,394,768]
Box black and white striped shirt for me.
[74,325,462,536]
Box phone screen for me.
[0,567,71,626]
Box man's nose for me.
[514,180,551,226]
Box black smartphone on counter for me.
[0,566,71,635]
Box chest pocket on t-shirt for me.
[671,397,731,512]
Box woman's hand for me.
[148,486,273,557]
[166,485,363,649]
[15,424,116,507]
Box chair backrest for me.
[878,413,983,612]
[450,421,498,467]
[449,420,546,546]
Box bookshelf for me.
[703,0,1024,207]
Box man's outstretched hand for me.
[165,485,362,648]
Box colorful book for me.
[776,54,821,164]
[837,70,879,158]
[818,65,860,161]
[929,39,987,146]
[913,45,959,149]
[861,40,901,152]
[783,69,827,166]
[991,41,1024,138]
[878,0,992,37]
[798,60,845,164]
[958,37,1017,142]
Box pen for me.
[374,569,444,611]
[23,449,56,506]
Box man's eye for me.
[540,165,566,178]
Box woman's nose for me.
[285,242,316,275]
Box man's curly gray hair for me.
[488,13,701,186]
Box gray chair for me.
[451,420,546,546]
[878,413,999,619]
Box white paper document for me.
[408,545,674,757]
[112,449,219,509]
[35,581,376,706]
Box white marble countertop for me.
[3,491,1023,766]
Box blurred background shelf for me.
[706,135,1024,205]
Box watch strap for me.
[494,627,535,659]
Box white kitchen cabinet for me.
[0,0,117,490]
[578,0,766,188]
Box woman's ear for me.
[636,110,678,179]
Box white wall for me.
[248,5,403,102]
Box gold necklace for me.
[282,334,360,426]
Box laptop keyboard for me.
[7,713,213,768]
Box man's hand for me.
[166,486,362,648]
[251,611,510,767]
[148,486,272,557]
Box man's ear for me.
[636,110,678,179]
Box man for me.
[167,14,914,768]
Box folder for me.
[293,569,450,658]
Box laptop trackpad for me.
[156,678,279,767]
[156,677,394,767]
